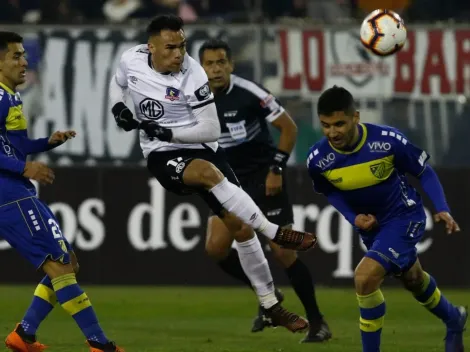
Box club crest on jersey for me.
[195,82,211,101]
[165,87,180,101]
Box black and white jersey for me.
[214,74,285,176]
[115,44,216,157]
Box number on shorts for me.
[48,218,63,239]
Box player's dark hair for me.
[0,31,23,52]
[198,39,232,62]
[317,85,356,117]
[146,15,184,36]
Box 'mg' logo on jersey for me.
[139,98,164,120]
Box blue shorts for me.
[360,213,426,275]
[0,197,72,269]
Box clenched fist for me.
[23,161,55,185]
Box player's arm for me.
[109,50,139,132]
[260,93,296,169]
[307,156,356,226]
[393,131,459,233]
[22,130,76,155]
[0,103,27,174]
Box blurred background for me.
[2,0,470,167]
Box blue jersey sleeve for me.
[306,148,357,225]
[392,130,430,177]
[0,95,26,174]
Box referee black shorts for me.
[237,166,294,228]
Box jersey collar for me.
[0,82,15,94]
[328,123,368,154]
[225,75,235,94]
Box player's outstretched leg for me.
[355,257,387,352]
[183,160,316,251]
[42,260,124,352]
[400,260,467,352]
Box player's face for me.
[148,30,186,73]
[319,111,359,149]
[0,43,28,88]
[201,49,233,91]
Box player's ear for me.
[229,60,234,73]
[353,110,360,123]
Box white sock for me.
[210,178,279,239]
[235,236,278,309]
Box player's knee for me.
[42,260,75,280]
[70,252,80,274]
[272,247,297,268]
[232,224,254,242]
[184,159,224,189]
[402,270,426,293]
[205,238,230,260]
[354,268,382,295]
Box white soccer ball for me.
[360,9,407,56]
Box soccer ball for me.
[360,9,407,56]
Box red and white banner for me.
[274,29,470,98]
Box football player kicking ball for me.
[307,85,467,352]
[109,15,316,333]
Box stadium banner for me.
[16,26,470,164]
[0,167,468,287]
[267,28,470,98]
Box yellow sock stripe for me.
[421,287,442,310]
[417,272,431,295]
[360,316,384,332]
[51,273,77,291]
[62,292,92,316]
[357,290,385,309]
[34,284,57,305]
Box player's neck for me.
[211,80,231,96]
[0,77,17,93]
[341,124,361,151]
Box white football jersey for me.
[115,44,217,156]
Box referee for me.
[199,39,331,343]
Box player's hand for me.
[354,214,378,231]
[112,102,139,131]
[23,161,55,185]
[433,212,460,234]
[139,120,173,142]
[265,171,282,196]
[48,130,76,145]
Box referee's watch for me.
[269,165,283,175]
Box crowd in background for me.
[1,0,470,24]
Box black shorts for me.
[147,147,239,216]
[236,166,294,227]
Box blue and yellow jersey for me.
[0,82,50,205]
[307,123,429,224]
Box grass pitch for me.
[1,286,468,351]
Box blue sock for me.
[414,272,460,328]
[357,290,385,352]
[21,276,57,336]
[51,273,108,344]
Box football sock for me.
[357,290,385,352]
[235,236,278,309]
[286,259,323,322]
[51,273,108,344]
[210,178,279,239]
[413,272,461,327]
[217,248,253,288]
[21,276,57,336]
